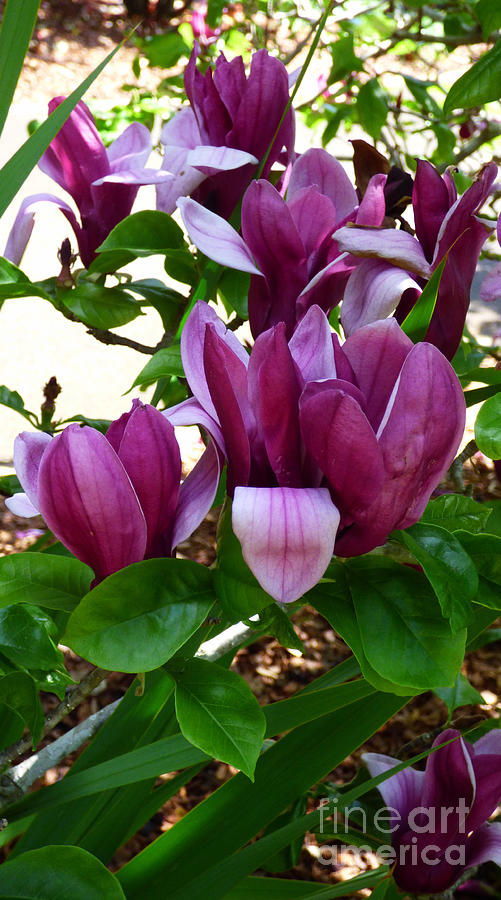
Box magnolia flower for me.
[5,98,170,268]
[156,47,295,219]
[178,148,386,338]
[336,160,498,359]
[163,301,465,602]
[6,401,219,584]
[364,728,501,894]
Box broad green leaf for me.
[0,0,40,140]
[401,257,446,343]
[0,256,32,285]
[63,558,215,671]
[0,384,35,422]
[130,345,184,390]
[168,657,266,780]
[0,37,131,218]
[465,383,501,407]
[0,552,92,612]
[347,558,466,690]
[85,249,135,276]
[475,393,501,459]
[394,523,477,630]
[127,278,186,332]
[435,672,484,717]
[468,626,501,651]
[257,604,304,653]
[356,78,388,141]
[0,473,22,496]
[419,493,491,534]
[117,692,404,899]
[476,0,501,39]
[328,35,363,84]
[0,845,125,899]
[62,282,142,330]
[139,31,190,68]
[455,531,501,610]
[431,123,455,166]
[214,499,273,620]
[485,499,501,536]
[0,604,60,669]
[444,39,501,114]
[459,365,501,388]
[97,210,185,256]
[61,414,111,434]
[218,268,249,319]
[0,671,43,746]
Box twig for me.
[392,27,500,46]
[0,667,109,772]
[0,623,256,808]
[449,439,478,492]
[452,123,501,167]
[85,327,158,355]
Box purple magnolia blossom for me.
[178,148,387,338]
[364,728,501,894]
[163,301,465,602]
[156,47,295,220]
[480,215,501,302]
[6,401,220,584]
[5,98,170,268]
[336,160,498,359]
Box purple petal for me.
[177,197,262,275]
[232,486,339,603]
[213,53,247,120]
[204,325,251,490]
[94,168,172,187]
[467,753,501,832]
[187,145,258,173]
[12,431,53,508]
[37,424,147,582]
[335,226,432,278]
[296,253,351,319]
[4,193,81,266]
[288,149,358,222]
[480,260,501,301]
[172,441,221,549]
[163,397,225,455]
[181,301,249,422]
[363,752,425,833]
[413,160,453,261]
[288,304,336,382]
[467,823,501,869]
[341,259,421,337]
[299,384,385,515]
[105,399,142,453]
[256,324,302,487]
[5,493,40,518]
[433,162,497,267]
[115,403,182,556]
[472,730,501,756]
[156,146,206,215]
[378,343,466,530]
[355,173,387,226]
[287,186,337,259]
[160,107,201,149]
[342,318,413,433]
[184,48,231,146]
[422,729,475,848]
[107,122,152,170]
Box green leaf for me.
[419,494,492,534]
[0,384,35,422]
[128,278,186,332]
[62,282,142,330]
[214,499,273,620]
[328,35,363,84]
[0,845,126,899]
[455,532,501,610]
[0,552,92,612]
[0,473,22,496]
[0,671,44,746]
[401,256,446,343]
[476,0,501,40]
[257,605,304,653]
[465,382,501,407]
[130,345,184,390]
[61,414,111,434]
[0,604,60,669]
[394,523,477,630]
[168,657,266,780]
[0,256,32,285]
[356,78,388,141]
[475,393,501,459]
[347,558,466,691]
[444,39,501,114]
[431,123,456,166]
[0,0,40,140]
[0,35,131,218]
[97,210,185,256]
[219,873,387,898]
[218,268,249,319]
[63,559,216,672]
[140,31,190,68]
[435,672,484,717]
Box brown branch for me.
[392,27,500,47]
[85,327,158,355]
[453,122,501,167]
[0,666,109,773]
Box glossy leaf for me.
[0,604,60,670]
[62,283,142,330]
[477,0,501,39]
[419,494,492,534]
[63,559,216,672]
[356,78,388,141]
[444,38,501,114]
[0,845,126,899]
[214,499,273,620]
[0,384,35,422]
[130,346,184,390]
[0,671,43,746]
[0,552,92,612]
[168,657,266,780]
[435,672,484,717]
[394,523,477,631]
[475,393,501,459]
[97,210,185,256]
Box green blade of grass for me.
[0,0,40,140]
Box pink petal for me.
[177,197,262,275]
[355,173,387,226]
[12,431,53,508]
[341,259,421,336]
[232,486,339,603]
[172,441,221,549]
[288,148,358,222]
[187,145,258,173]
[107,122,152,170]
[4,193,81,266]
[480,261,501,302]
[288,304,336,382]
[363,752,425,831]
[5,493,40,518]
[335,226,432,278]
